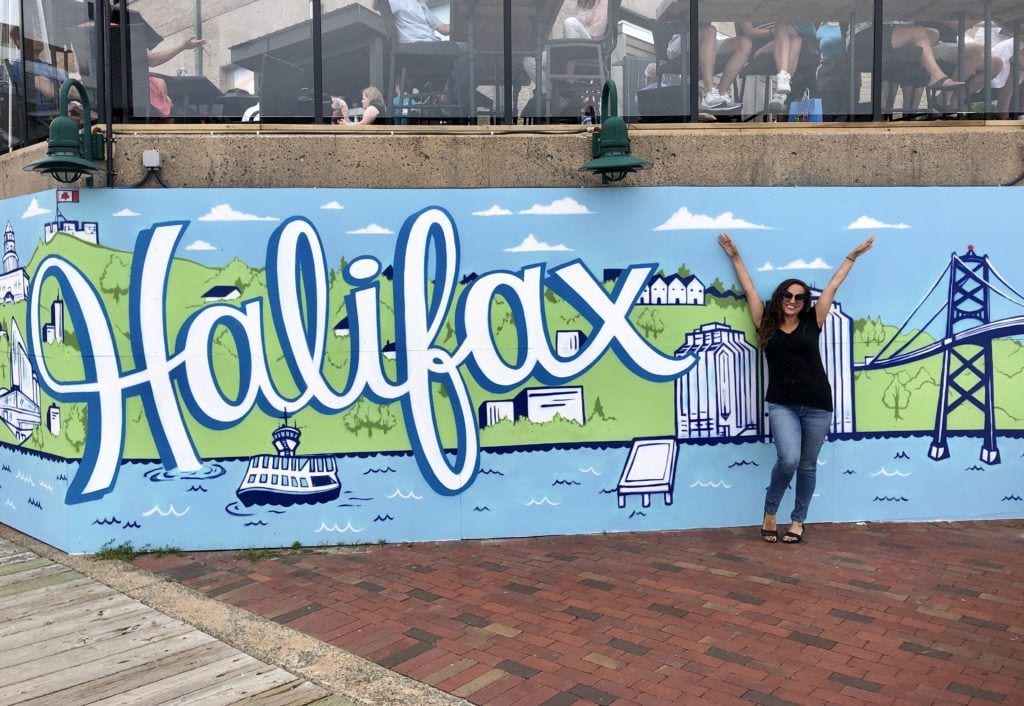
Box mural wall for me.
[0,186,1022,553]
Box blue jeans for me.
[763,402,832,523]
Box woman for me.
[719,232,874,543]
[333,86,387,125]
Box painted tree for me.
[64,406,87,452]
[881,369,933,420]
[341,398,398,438]
[99,254,130,303]
[590,396,616,421]
[676,263,692,278]
[635,308,665,340]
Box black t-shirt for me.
[763,308,833,411]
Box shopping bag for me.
[788,89,822,122]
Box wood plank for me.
[0,628,212,704]
[88,653,269,704]
[0,569,83,599]
[227,680,330,706]
[16,640,239,706]
[153,663,310,706]
[0,579,110,621]
[0,557,50,576]
[0,612,196,678]
[0,592,137,641]
[0,603,155,657]
[0,562,70,587]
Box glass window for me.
[248,474,256,482]
[514,0,625,124]
[271,474,278,485]
[259,473,267,483]
[639,0,690,122]
[300,476,309,487]
[696,1,875,122]
[272,456,279,469]
[882,2,1021,119]
[1,2,24,151]
[291,476,299,487]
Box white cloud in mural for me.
[758,262,776,271]
[846,214,910,229]
[21,198,50,219]
[777,258,832,270]
[112,208,139,217]
[505,234,572,253]
[473,204,513,216]
[198,203,279,222]
[655,207,772,231]
[346,223,393,235]
[320,200,344,210]
[518,197,593,215]
[185,239,218,251]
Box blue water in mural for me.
[1,436,1021,552]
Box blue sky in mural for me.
[10,186,1024,327]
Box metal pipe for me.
[99,0,115,185]
[312,0,323,122]
[983,0,992,116]
[688,0,698,123]
[194,0,203,76]
[871,0,883,121]
[503,0,513,124]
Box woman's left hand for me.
[848,235,875,260]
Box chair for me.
[376,0,465,122]
[544,0,622,117]
[738,35,821,118]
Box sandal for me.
[782,522,804,544]
[927,77,966,113]
[761,528,778,543]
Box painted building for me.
[202,285,242,301]
[0,222,29,305]
[478,400,515,428]
[639,274,704,305]
[47,404,60,436]
[674,323,758,440]
[812,288,856,435]
[0,320,41,441]
[556,330,587,358]
[43,207,100,245]
[513,387,585,425]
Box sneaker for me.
[700,88,727,110]
[719,92,741,110]
[768,92,788,113]
[776,70,792,94]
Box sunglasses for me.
[781,292,807,302]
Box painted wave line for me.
[315,521,364,533]
[38,480,54,492]
[689,480,732,489]
[386,488,423,500]
[578,466,601,476]
[871,468,911,478]
[15,470,34,486]
[142,504,190,517]
[525,497,560,506]
[4,499,14,509]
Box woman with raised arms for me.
[719,232,874,543]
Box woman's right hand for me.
[718,232,738,257]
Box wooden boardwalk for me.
[0,538,331,705]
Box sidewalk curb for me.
[0,525,468,706]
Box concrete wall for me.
[3,123,1023,199]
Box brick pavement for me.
[135,521,1024,705]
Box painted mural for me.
[0,186,1021,553]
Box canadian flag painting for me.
[56,189,79,203]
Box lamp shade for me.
[25,79,103,184]
[580,81,651,183]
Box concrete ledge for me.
[0,524,467,706]
[2,122,1023,199]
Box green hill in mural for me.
[9,234,1024,462]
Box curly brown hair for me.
[757,278,812,349]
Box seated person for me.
[698,23,752,111]
[851,22,964,111]
[8,27,66,115]
[333,86,387,125]
[523,0,610,98]
[379,0,470,112]
[738,22,816,112]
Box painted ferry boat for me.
[236,418,340,507]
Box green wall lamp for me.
[25,78,105,185]
[581,80,651,184]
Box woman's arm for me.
[356,105,379,125]
[815,235,874,327]
[718,233,764,328]
[148,37,206,68]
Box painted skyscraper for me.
[674,323,758,440]
[0,222,29,305]
[812,289,855,434]
[0,320,41,440]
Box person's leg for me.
[786,406,832,538]
[563,16,593,41]
[890,25,946,85]
[717,35,753,95]
[763,403,802,534]
[699,24,718,94]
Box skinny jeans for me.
[763,402,831,523]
